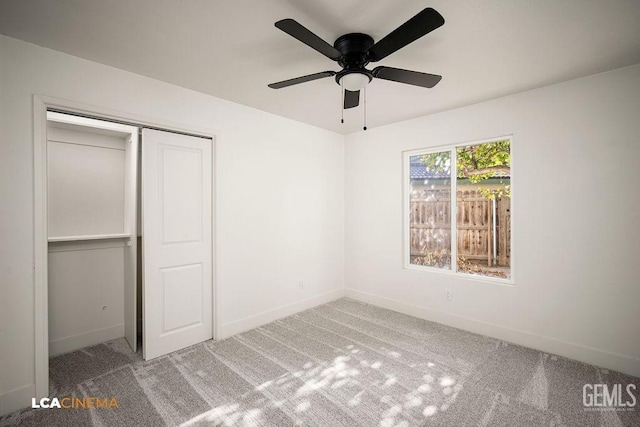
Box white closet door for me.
[142,128,213,360]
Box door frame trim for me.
[33,94,219,399]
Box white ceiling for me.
[1,0,639,134]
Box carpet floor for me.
[1,298,638,426]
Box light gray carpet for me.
[1,298,638,426]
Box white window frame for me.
[403,135,514,285]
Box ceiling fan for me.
[268,7,445,112]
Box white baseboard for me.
[49,324,125,357]
[220,289,345,339]
[0,383,34,417]
[345,289,640,378]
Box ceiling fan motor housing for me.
[334,33,374,86]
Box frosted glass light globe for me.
[339,73,370,91]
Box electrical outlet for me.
[445,290,453,301]
[298,280,304,289]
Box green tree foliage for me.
[419,140,510,199]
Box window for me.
[406,137,512,282]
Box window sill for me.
[404,263,515,286]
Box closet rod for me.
[47,108,212,140]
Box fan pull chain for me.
[363,86,367,131]
[341,81,344,124]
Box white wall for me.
[47,125,127,237]
[344,63,640,378]
[48,241,125,356]
[0,35,344,415]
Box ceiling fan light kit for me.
[269,7,445,129]
[339,72,371,91]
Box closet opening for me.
[39,106,215,398]
[46,112,140,364]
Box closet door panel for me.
[160,145,202,243]
[142,129,212,360]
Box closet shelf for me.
[48,233,131,243]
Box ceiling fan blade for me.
[344,89,360,109]
[373,66,442,88]
[368,8,444,62]
[275,19,341,60]
[268,71,336,89]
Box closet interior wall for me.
[46,113,138,356]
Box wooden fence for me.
[410,189,510,266]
